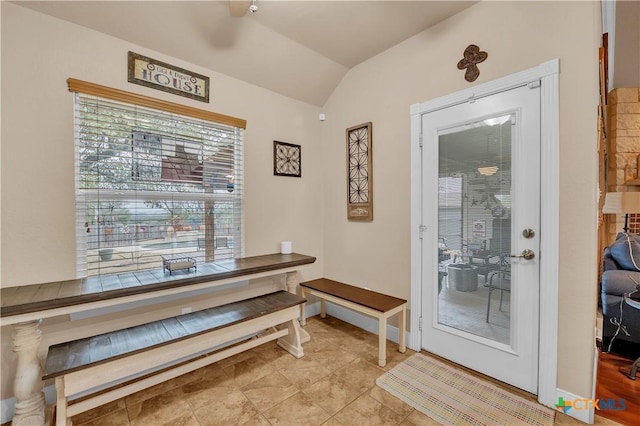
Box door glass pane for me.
[437,114,513,344]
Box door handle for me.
[510,249,535,260]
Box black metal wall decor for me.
[457,44,488,83]
[273,141,301,177]
[346,122,373,221]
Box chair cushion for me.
[603,247,621,271]
[609,232,640,271]
[601,269,640,297]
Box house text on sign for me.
[128,51,210,103]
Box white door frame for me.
[409,59,559,409]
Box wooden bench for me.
[299,278,406,367]
[43,291,306,426]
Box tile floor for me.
[67,315,620,426]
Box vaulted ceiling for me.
[13,1,477,106]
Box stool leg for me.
[486,274,494,322]
[628,357,640,380]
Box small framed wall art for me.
[273,141,301,177]
[346,122,373,221]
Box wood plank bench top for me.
[1,252,316,323]
[299,278,406,367]
[43,290,305,380]
[300,278,406,312]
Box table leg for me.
[285,271,298,295]
[12,320,45,426]
[285,271,310,343]
[276,319,305,359]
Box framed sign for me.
[346,122,373,221]
[274,141,302,177]
[128,51,210,103]
[472,219,486,238]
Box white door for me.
[421,84,540,393]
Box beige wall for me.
[613,0,640,88]
[1,2,324,286]
[321,1,600,399]
[1,2,324,402]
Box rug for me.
[376,353,555,426]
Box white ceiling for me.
[12,1,477,106]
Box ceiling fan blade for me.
[229,0,251,17]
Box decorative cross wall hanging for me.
[457,44,488,83]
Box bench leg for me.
[320,300,326,319]
[55,377,70,426]
[378,318,387,367]
[300,304,307,326]
[399,305,407,354]
[277,319,305,358]
[300,288,307,326]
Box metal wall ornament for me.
[457,44,488,82]
[273,141,301,177]
[346,122,373,221]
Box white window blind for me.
[74,92,244,277]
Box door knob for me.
[510,249,535,260]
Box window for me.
[71,80,245,277]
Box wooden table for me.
[1,253,316,426]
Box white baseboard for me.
[1,398,14,425]
[305,301,406,344]
[555,388,595,424]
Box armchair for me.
[601,233,640,358]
